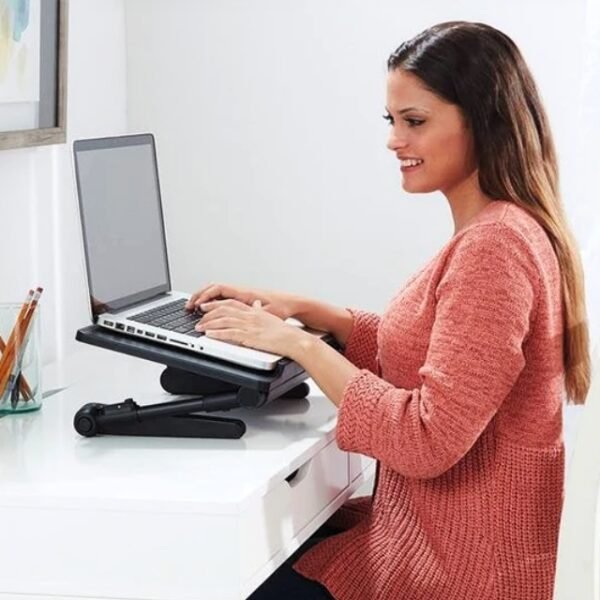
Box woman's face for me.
[385,69,476,196]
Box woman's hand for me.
[186,283,300,320]
[196,298,307,357]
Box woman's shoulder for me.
[447,200,558,279]
[450,200,554,260]
[465,199,547,240]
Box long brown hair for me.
[388,21,590,404]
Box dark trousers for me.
[247,525,336,599]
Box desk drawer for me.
[285,439,348,535]
[240,440,349,580]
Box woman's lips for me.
[400,162,423,173]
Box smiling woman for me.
[192,20,591,600]
[384,69,477,204]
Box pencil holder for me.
[0,302,42,414]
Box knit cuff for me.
[336,368,391,456]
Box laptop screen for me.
[73,134,171,316]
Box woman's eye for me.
[382,113,394,125]
[406,118,425,127]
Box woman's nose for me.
[387,129,408,152]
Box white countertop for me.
[0,345,339,515]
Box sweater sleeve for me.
[336,225,540,479]
[342,308,381,374]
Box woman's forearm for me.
[290,297,354,346]
[291,332,359,407]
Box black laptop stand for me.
[73,325,328,439]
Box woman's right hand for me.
[186,283,299,321]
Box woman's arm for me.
[291,226,540,479]
[291,298,354,346]
[292,334,360,406]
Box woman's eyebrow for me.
[397,106,431,115]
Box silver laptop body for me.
[73,133,294,371]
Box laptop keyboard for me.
[129,299,204,337]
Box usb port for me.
[126,326,135,333]
[157,334,167,341]
[144,332,155,338]
[115,323,125,331]
[105,320,114,327]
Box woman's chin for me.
[401,180,425,193]
[401,177,435,194]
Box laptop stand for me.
[73,325,329,439]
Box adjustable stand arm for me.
[73,325,323,440]
[74,395,246,439]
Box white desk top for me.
[0,345,339,515]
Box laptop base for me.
[74,325,331,439]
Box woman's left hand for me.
[195,298,305,357]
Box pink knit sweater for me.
[295,200,565,600]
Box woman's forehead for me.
[388,71,435,103]
[386,70,454,112]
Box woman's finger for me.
[198,306,234,324]
[195,284,229,307]
[196,316,243,332]
[200,298,250,314]
[187,283,219,308]
[204,327,246,345]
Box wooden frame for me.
[0,0,68,151]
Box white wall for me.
[0,0,128,363]
[2,0,595,386]
[123,0,599,477]
[124,0,593,323]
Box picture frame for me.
[0,0,68,151]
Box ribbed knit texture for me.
[295,201,565,600]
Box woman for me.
[187,21,590,600]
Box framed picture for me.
[0,0,68,151]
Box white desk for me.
[0,346,374,600]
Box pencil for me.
[0,290,34,398]
[0,288,42,401]
[6,288,43,406]
[0,334,32,400]
[4,290,42,407]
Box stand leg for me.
[74,398,246,439]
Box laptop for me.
[73,133,322,371]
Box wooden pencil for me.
[7,288,43,404]
[7,287,44,396]
[4,291,42,406]
[0,290,34,398]
[0,288,42,400]
[0,334,32,400]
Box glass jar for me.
[0,302,42,414]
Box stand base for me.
[73,371,311,439]
[74,398,246,439]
